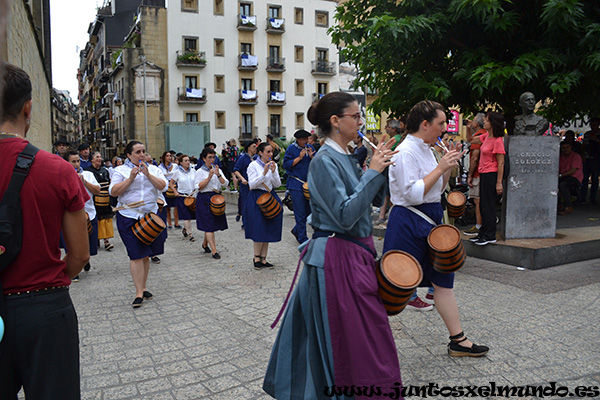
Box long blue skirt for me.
[175,196,196,221]
[195,192,228,233]
[244,189,282,242]
[383,203,454,288]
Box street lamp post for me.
[139,55,148,149]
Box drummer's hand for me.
[269,161,277,172]
[208,167,215,178]
[214,165,220,175]
[174,190,180,197]
[263,163,271,174]
[139,162,150,177]
[128,167,139,180]
[369,138,397,174]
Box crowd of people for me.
[3,60,599,399]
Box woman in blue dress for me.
[194,148,229,259]
[245,142,283,269]
[264,92,399,399]
[233,139,258,228]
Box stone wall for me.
[5,0,52,151]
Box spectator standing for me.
[558,141,583,215]
[0,63,89,399]
[464,113,487,236]
[78,142,91,169]
[580,117,600,204]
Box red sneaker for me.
[406,296,433,311]
[423,293,435,305]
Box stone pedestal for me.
[502,136,559,239]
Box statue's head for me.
[519,92,536,114]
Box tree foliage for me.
[330,0,600,132]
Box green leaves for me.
[331,0,600,125]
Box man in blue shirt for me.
[78,143,91,169]
[283,129,315,243]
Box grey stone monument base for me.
[502,135,560,239]
[463,226,600,269]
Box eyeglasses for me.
[337,113,365,127]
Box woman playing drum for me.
[244,142,282,269]
[109,141,168,308]
[383,100,489,357]
[159,151,180,229]
[194,148,228,259]
[170,154,196,242]
[264,92,399,399]
[87,151,115,251]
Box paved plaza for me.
[62,206,599,399]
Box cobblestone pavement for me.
[60,206,599,399]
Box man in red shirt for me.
[558,141,583,215]
[465,113,487,236]
[0,64,89,399]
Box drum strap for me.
[405,206,437,226]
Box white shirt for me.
[324,137,351,155]
[158,163,176,181]
[248,159,281,191]
[171,167,196,195]
[109,163,168,219]
[81,170,99,220]
[389,134,444,206]
[194,166,229,193]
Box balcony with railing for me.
[176,50,207,68]
[238,89,258,105]
[266,17,285,33]
[266,91,286,106]
[266,57,285,72]
[237,14,257,31]
[239,125,258,139]
[311,60,337,76]
[177,87,207,104]
[238,54,258,70]
[267,126,286,138]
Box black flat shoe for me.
[254,260,265,270]
[142,291,153,300]
[83,262,91,272]
[212,252,221,259]
[203,245,211,253]
[104,242,114,251]
[182,228,188,237]
[132,297,143,308]
[151,256,161,264]
[447,331,489,357]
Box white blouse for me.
[171,167,196,195]
[194,166,229,193]
[158,163,176,181]
[389,134,444,207]
[109,163,168,219]
[248,159,281,191]
[81,170,99,220]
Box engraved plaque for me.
[503,136,559,239]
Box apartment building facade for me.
[166,0,339,149]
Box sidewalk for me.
[61,205,600,399]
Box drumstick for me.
[357,130,396,166]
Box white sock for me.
[475,224,481,229]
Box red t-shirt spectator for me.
[559,150,584,183]
[478,132,505,174]
[0,137,89,294]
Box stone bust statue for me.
[514,92,549,135]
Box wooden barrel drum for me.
[428,224,466,273]
[302,182,310,201]
[184,196,196,212]
[209,194,225,216]
[131,213,166,245]
[376,250,423,316]
[85,212,92,235]
[157,198,165,212]
[446,190,466,219]
[256,192,282,219]
[165,185,176,198]
[94,182,110,207]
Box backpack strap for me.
[5,143,39,194]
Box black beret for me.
[294,129,311,139]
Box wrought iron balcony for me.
[266,57,285,72]
[237,14,257,31]
[266,91,286,106]
[176,50,207,68]
[238,89,258,105]
[177,87,207,104]
[238,54,258,70]
[311,60,337,76]
[266,17,285,33]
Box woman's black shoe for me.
[447,331,489,357]
[202,244,211,253]
[132,297,143,308]
[142,291,153,300]
[212,252,221,259]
